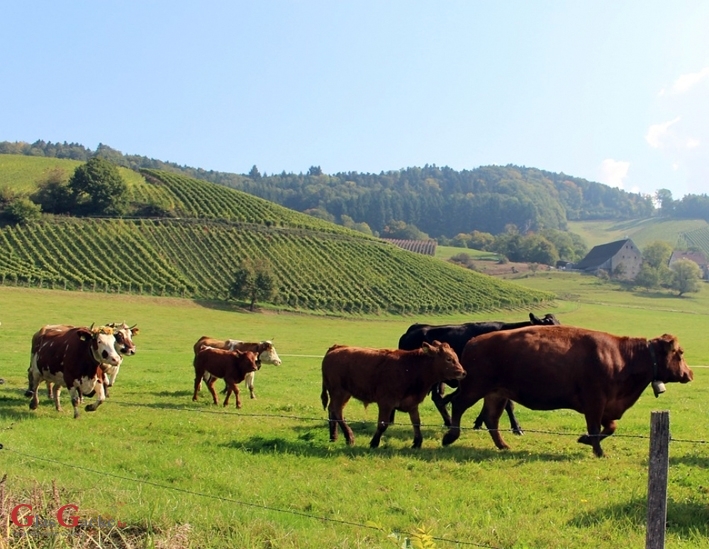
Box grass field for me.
[567,218,709,249]
[0,277,708,548]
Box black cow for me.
[398,313,560,431]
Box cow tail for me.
[321,381,329,410]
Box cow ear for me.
[529,313,540,323]
[77,328,92,341]
[421,342,433,353]
[131,327,140,335]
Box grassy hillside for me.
[0,157,553,315]
[567,218,709,249]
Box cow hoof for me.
[442,430,460,446]
[29,402,38,410]
[513,429,524,436]
[25,390,34,398]
[577,435,592,446]
[85,405,97,412]
[412,441,423,449]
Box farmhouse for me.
[573,238,642,280]
[669,250,709,280]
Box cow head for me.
[80,326,122,367]
[257,340,282,366]
[529,313,561,326]
[108,322,138,356]
[234,350,259,373]
[652,334,693,388]
[422,341,466,380]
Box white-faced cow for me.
[28,325,122,419]
[24,322,138,400]
[192,345,259,408]
[321,341,466,449]
[194,337,281,399]
[104,322,139,392]
[441,325,693,457]
[397,312,560,431]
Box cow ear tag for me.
[652,381,666,397]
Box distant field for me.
[568,218,708,249]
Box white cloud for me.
[670,67,709,94]
[686,138,700,149]
[645,117,680,149]
[599,159,630,189]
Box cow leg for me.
[28,363,41,410]
[53,385,63,412]
[224,379,241,408]
[85,380,106,413]
[206,377,220,405]
[193,369,204,401]
[245,371,256,399]
[370,405,395,448]
[578,411,605,457]
[45,381,53,399]
[431,383,453,427]
[482,396,511,451]
[70,387,81,419]
[408,407,424,449]
[442,389,483,446]
[328,395,353,445]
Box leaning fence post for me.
[646,410,670,549]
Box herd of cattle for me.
[21,312,694,457]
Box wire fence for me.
[0,442,500,549]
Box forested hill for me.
[1,140,655,237]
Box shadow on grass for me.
[670,453,709,468]
[219,427,582,464]
[0,391,40,421]
[569,496,709,538]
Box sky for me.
[2,1,708,199]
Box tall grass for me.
[0,285,708,548]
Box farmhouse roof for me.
[574,239,633,271]
[669,250,708,268]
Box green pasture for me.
[0,284,708,548]
[567,218,709,249]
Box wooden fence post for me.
[646,410,670,549]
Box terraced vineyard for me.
[0,216,553,314]
[0,165,554,314]
[679,226,709,257]
[382,239,437,256]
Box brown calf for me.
[321,341,466,448]
[193,345,259,408]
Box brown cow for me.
[28,325,122,419]
[194,337,281,399]
[193,345,259,408]
[441,325,694,456]
[321,341,466,448]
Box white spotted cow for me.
[28,325,122,418]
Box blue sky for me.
[2,1,707,199]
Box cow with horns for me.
[27,324,123,418]
[24,322,139,400]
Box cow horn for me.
[89,322,95,332]
[129,323,137,330]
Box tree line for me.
[1,140,660,238]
